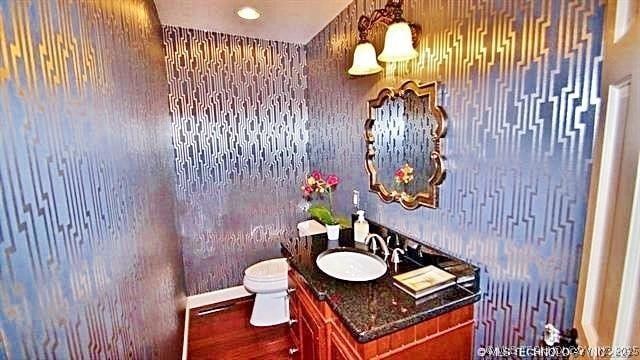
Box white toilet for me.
[243,257,289,326]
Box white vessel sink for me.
[316,248,387,282]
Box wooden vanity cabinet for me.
[289,269,331,359]
[288,270,475,360]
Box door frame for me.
[574,0,640,351]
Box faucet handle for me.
[416,244,423,258]
[404,239,421,253]
[393,233,401,247]
[391,248,405,264]
[365,234,378,252]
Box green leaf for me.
[308,204,336,225]
[335,215,352,229]
[307,204,351,228]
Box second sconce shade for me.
[377,22,419,62]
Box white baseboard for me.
[187,285,253,309]
[182,285,253,359]
[182,306,189,360]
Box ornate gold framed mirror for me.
[364,80,447,209]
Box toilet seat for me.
[244,258,288,282]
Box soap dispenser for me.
[353,210,369,244]
[351,190,360,228]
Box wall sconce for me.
[347,0,421,76]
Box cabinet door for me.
[289,271,328,360]
[300,309,320,360]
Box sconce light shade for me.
[348,42,383,76]
[377,22,418,62]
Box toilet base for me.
[250,291,289,327]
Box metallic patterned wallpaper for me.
[306,0,603,348]
[163,26,309,295]
[0,0,185,358]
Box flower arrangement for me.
[394,163,415,184]
[301,170,350,228]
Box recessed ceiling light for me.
[237,6,260,20]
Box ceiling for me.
[154,0,352,44]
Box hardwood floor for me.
[188,297,292,359]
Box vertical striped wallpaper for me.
[163,26,310,295]
[0,0,185,357]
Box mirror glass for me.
[365,81,446,209]
[372,91,434,196]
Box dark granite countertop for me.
[281,224,481,343]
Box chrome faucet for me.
[391,248,405,264]
[364,233,390,261]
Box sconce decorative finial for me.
[347,0,421,76]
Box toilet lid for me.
[245,258,288,282]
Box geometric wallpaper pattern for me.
[306,0,603,348]
[0,0,185,358]
[163,26,309,295]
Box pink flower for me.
[301,184,314,197]
[326,175,339,187]
[310,170,322,181]
[395,169,405,178]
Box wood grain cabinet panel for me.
[287,270,473,359]
[300,308,322,360]
[327,322,360,360]
[290,301,301,352]
[290,270,329,360]
[328,330,359,360]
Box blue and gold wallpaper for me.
[163,26,309,295]
[0,0,185,357]
[306,0,603,348]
